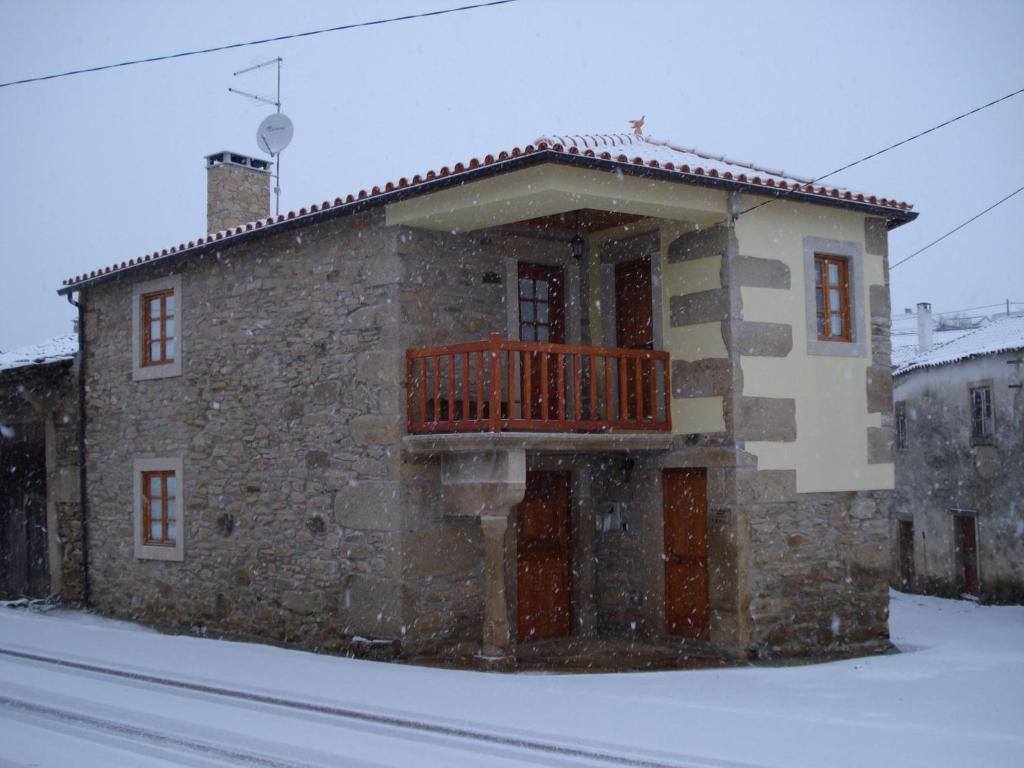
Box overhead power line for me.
[738,85,1024,218]
[890,184,1024,270]
[895,301,1024,319]
[0,0,518,89]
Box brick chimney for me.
[205,151,272,234]
[916,301,933,353]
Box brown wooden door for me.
[517,470,572,642]
[518,263,566,419]
[663,468,709,639]
[954,514,979,596]
[898,519,915,591]
[615,257,654,420]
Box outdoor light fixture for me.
[570,210,585,260]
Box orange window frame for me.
[814,254,852,341]
[142,289,175,366]
[142,470,176,546]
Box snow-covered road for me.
[0,591,1021,768]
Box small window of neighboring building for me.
[133,458,184,561]
[895,402,908,450]
[142,289,175,367]
[814,254,851,341]
[132,275,182,381]
[970,385,993,442]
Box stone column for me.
[480,514,512,657]
[441,447,526,660]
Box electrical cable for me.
[737,85,1024,217]
[0,0,518,89]
[890,185,1024,270]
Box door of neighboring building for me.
[0,422,49,599]
[516,470,572,642]
[897,519,915,591]
[954,514,979,597]
[663,468,709,639]
[517,263,566,420]
[615,257,654,420]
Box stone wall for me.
[893,353,1024,603]
[745,489,892,657]
[0,360,82,602]
[83,210,413,652]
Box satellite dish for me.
[257,112,293,155]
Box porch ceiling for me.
[385,164,729,233]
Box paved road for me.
[0,645,738,768]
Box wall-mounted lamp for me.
[570,210,585,260]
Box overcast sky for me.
[1,0,1022,351]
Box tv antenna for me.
[229,57,293,217]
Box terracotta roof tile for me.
[61,131,914,290]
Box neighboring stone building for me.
[55,131,917,666]
[0,334,83,603]
[892,306,1024,603]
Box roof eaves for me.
[58,148,917,295]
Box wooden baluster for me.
[589,354,598,421]
[556,353,566,423]
[647,355,657,422]
[507,349,515,421]
[432,356,441,423]
[573,353,583,422]
[523,350,532,420]
[476,349,484,421]
[446,355,455,424]
[461,352,470,422]
[663,356,672,427]
[418,358,427,426]
[630,356,638,428]
[540,351,549,421]
[488,334,501,432]
[619,354,628,424]
[604,355,613,423]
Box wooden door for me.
[517,263,566,419]
[897,519,915,591]
[0,422,48,599]
[954,514,979,596]
[516,470,572,642]
[615,257,653,420]
[663,468,709,639]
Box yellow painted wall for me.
[736,200,892,493]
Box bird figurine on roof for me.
[629,116,645,137]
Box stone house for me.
[892,305,1024,603]
[55,133,916,666]
[0,335,83,602]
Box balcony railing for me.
[406,333,671,434]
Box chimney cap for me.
[205,150,272,172]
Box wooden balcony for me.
[406,333,671,434]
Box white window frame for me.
[132,275,183,381]
[133,457,184,561]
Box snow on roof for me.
[894,314,1024,376]
[0,333,77,374]
[59,130,915,293]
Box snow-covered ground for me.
[0,591,1020,767]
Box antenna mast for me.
[230,58,291,217]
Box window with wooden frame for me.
[814,254,852,341]
[142,289,176,366]
[142,470,177,546]
[133,457,183,561]
[969,385,993,442]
